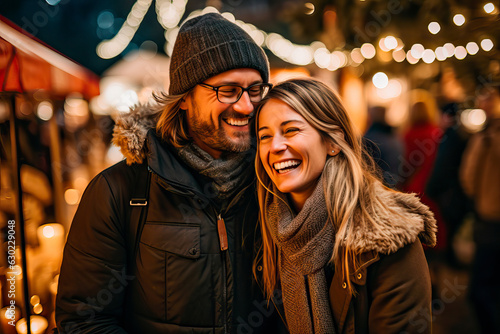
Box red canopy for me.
[0,15,99,99]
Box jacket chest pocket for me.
[134,222,217,327]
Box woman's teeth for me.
[273,160,301,173]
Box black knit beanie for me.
[169,13,270,95]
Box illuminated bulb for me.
[360,43,376,59]
[484,3,495,14]
[384,36,398,50]
[454,46,467,60]
[350,48,364,64]
[372,72,389,89]
[333,51,348,67]
[392,49,406,62]
[453,14,466,26]
[406,50,419,64]
[481,38,494,51]
[64,189,80,205]
[43,225,55,239]
[314,48,331,68]
[37,101,53,121]
[379,38,390,52]
[305,2,315,15]
[466,42,479,55]
[428,22,440,34]
[410,44,425,59]
[422,49,436,63]
[435,47,447,61]
[443,43,456,57]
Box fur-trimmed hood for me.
[341,184,437,255]
[112,104,160,165]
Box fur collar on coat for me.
[112,104,159,165]
[342,184,437,255]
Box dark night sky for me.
[0,0,279,75]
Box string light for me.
[360,43,376,59]
[483,3,495,14]
[454,46,467,60]
[97,2,493,70]
[428,22,440,34]
[422,49,436,63]
[481,38,494,51]
[372,72,389,89]
[466,42,479,55]
[453,14,466,26]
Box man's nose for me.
[232,91,254,115]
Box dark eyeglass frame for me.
[198,82,273,104]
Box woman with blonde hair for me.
[255,78,437,333]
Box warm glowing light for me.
[36,101,53,121]
[64,189,80,205]
[350,48,364,64]
[443,43,456,57]
[466,42,480,55]
[422,49,436,63]
[42,226,55,239]
[314,48,330,68]
[360,43,376,59]
[33,304,43,315]
[30,295,41,306]
[384,36,398,50]
[372,72,389,89]
[481,38,494,51]
[461,109,487,132]
[392,49,406,62]
[15,316,48,334]
[454,46,467,60]
[428,22,441,34]
[376,79,403,99]
[305,2,315,15]
[410,44,425,59]
[290,46,313,65]
[484,3,495,14]
[453,14,466,26]
[379,38,390,52]
[435,47,447,61]
[406,50,419,64]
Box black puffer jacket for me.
[56,108,283,333]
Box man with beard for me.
[56,13,281,333]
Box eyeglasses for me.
[198,82,273,104]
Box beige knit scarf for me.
[265,177,336,333]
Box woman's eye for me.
[285,128,299,134]
[259,134,271,141]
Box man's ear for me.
[180,98,188,110]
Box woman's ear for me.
[327,141,341,156]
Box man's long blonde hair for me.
[255,78,394,297]
[154,90,192,147]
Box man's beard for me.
[188,101,254,153]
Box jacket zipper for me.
[217,213,228,333]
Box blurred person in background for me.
[460,83,500,334]
[401,96,446,253]
[426,102,471,268]
[363,105,404,188]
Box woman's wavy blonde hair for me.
[255,78,392,297]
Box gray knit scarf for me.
[175,143,253,200]
[266,176,336,333]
